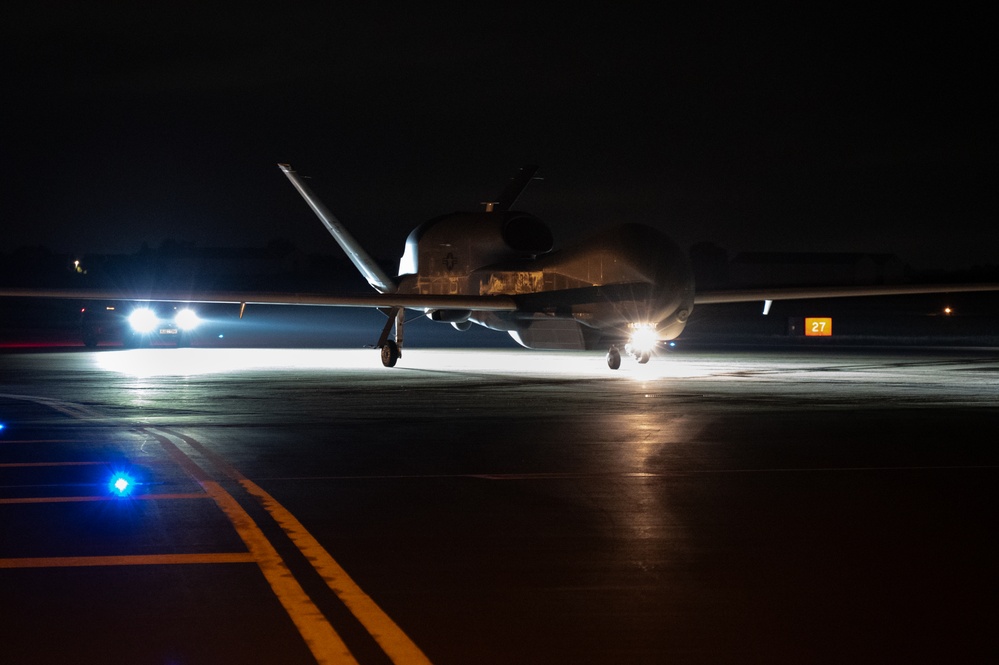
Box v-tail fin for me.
[278,163,397,294]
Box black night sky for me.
[2,4,994,270]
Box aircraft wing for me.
[0,288,520,311]
[694,282,999,305]
[4,282,997,310]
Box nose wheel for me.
[607,344,654,369]
[607,345,622,370]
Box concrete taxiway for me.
[1,347,997,664]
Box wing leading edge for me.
[278,163,397,294]
[0,288,518,311]
[4,281,998,310]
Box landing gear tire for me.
[637,351,651,364]
[380,340,400,368]
[607,346,621,370]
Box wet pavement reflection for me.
[1,348,998,663]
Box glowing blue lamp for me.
[109,472,135,497]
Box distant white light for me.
[176,308,200,330]
[128,308,158,333]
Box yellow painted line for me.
[0,461,104,468]
[0,552,255,568]
[0,493,208,504]
[160,428,432,665]
[4,394,365,664]
[203,480,360,665]
[145,430,359,665]
[241,477,434,665]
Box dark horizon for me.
[4,235,996,298]
[2,6,993,270]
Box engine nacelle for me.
[430,309,472,323]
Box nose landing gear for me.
[607,344,655,369]
[607,345,622,370]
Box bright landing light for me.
[628,323,659,353]
[176,308,200,330]
[128,308,158,333]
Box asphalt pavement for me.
[1,347,998,664]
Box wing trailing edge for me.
[694,283,999,305]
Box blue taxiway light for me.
[109,473,135,497]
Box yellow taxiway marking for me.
[0,552,255,568]
[161,427,433,665]
[0,493,208,504]
[2,393,424,664]
[240,476,434,665]
[145,429,360,665]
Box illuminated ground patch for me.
[90,348,700,379]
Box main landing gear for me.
[380,340,401,367]
[377,307,405,367]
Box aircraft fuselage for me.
[395,212,695,350]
